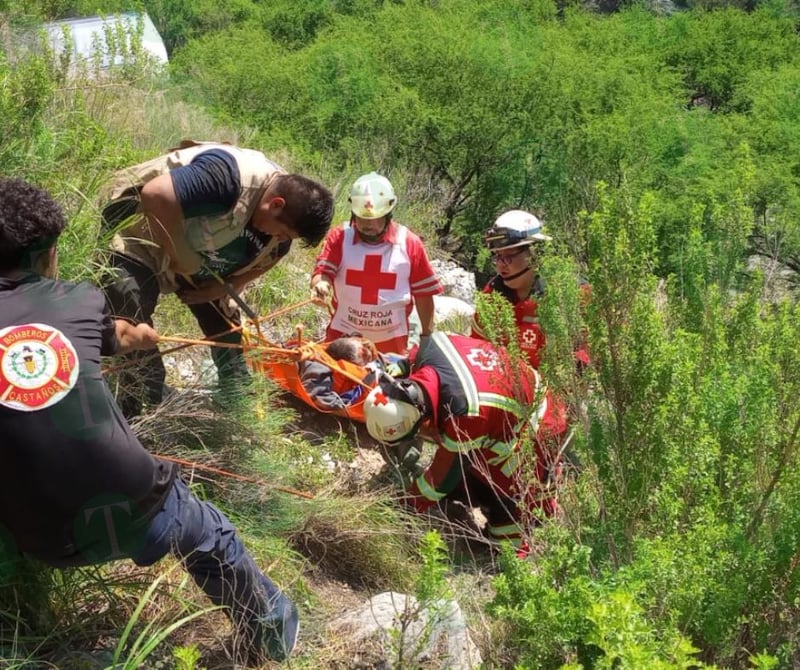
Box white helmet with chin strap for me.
[484,209,551,252]
[349,172,397,220]
[364,375,426,445]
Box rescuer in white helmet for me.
[310,172,442,355]
[363,332,569,556]
[471,209,590,371]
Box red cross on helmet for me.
[349,172,397,220]
[483,209,552,251]
[364,379,423,445]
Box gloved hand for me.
[387,439,424,491]
[310,278,333,307]
[384,357,411,378]
[376,372,426,414]
[397,439,424,476]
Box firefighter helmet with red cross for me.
[364,376,425,445]
[349,172,397,220]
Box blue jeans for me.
[134,478,298,662]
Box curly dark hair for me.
[272,174,334,248]
[0,178,66,271]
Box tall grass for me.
[110,567,217,670]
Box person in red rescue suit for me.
[471,209,591,371]
[362,332,569,551]
[310,172,443,355]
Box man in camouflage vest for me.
[101,141,334,416]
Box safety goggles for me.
[490,247,529,266]
[483,225,549,250]
[483,227,530,250]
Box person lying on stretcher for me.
[299,336,409,410]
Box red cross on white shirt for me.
[344,254,397,304]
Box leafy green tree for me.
[660,7,800,111]
[9,0,136,21]
[164,1,800,277]
[259,0,333,50]
[739,64,800,281]
[483,167,800,665]
[144,0,261,53]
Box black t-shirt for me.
[170,148,292,282]
[0,275,176,563]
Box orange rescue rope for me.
[105,299,373,390]
[158,454,315,500]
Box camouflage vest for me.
[104,140,284,292]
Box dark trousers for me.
[448,465,554,547]
[183,296,249,393]
[11,477,298,662]
[134,478,298,662]
[102,253,248,416]
[448,469,518,528]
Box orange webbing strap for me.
[158,335,247,349]
[159,335,298,361]
[311,347,375,391]
[256,298,316,324]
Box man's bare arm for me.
[140,174,202,275]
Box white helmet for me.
[349,172,396,220]
[364,382,422,445]
[484,209,551,251]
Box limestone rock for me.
[328,591,483,669]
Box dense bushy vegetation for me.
[3,0,800,667]
[162,0,800,274]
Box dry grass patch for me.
[290,492,421,592]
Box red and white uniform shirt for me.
[312,220,442,354]
[471,277,546,369]
[471,275,591,370]
[407,334,568,543]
